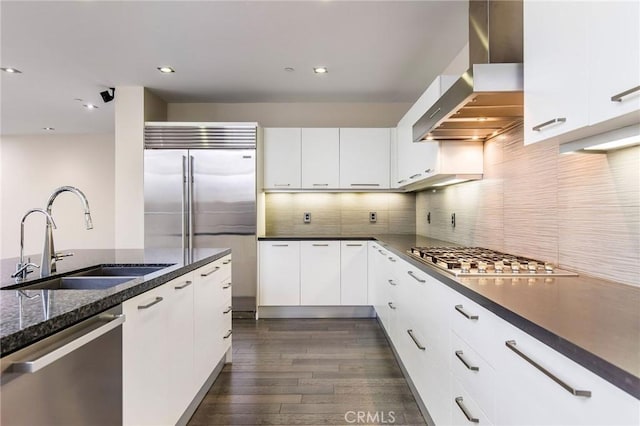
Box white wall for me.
[1,133,115,259]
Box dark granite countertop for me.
[260,234,640,399]
[0,248,230,357]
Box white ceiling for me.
[0,0,468,135]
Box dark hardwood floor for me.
[187,318,426,425]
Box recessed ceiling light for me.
[426,135,434,141]
[284,67,295,72]
[313,67,328,74]
[83,103,98,110]
[157,66,175,73]
[42,127,55,131]
[1,67,22,74]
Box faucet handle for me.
[11,261,40,280]
[54,251,74,261]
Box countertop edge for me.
[0,249,231,357]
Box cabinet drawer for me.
[495,324,640,425]
[450,332,496,421]
[451,377,494,426]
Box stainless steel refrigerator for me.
[144,122,257,311]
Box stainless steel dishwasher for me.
[1,305,125,426]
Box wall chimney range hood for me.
[413,0,524,143]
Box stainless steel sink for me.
[70,265,170,277]
[18,276,137,290]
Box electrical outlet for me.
[303,212,311,223]
[369,212,377,223]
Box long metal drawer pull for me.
[407,271,426,283]
[409,173,422,179]
[388,302,396,310]
[388,257,396,263]
[201,266,220,277]
[455,397,479,423]
[223,306,232,314]
[10,314,126,374]
[455,305,479,320]
[388,279,397,286]
[273,183,291,187]
[138,297,163,310]
[407,329,426,350]
[312,244,329,247]
[378,250,387,256]
[611,85,640,102]
[223,330,233,339]
[455,350,480,371]
[505,340,592,397]
[223,259,232,264]
[346,243,363,247]
[174,280,192,290]
[223,283,232,289]
[312,183,329,187]
[397,179,407,184]
[532,117,566,132]
[272,244,289,247]
[350,183,380,187]
[429,107,442,119]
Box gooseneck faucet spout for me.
[12,209,57,281]
[42,186,93,277]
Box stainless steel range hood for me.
[413,0,523,142]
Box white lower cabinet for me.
[259,241,301,306]
[372,255,640,426]
[340,241,368,305]
[301,241,341,305]
[123,255,232,426]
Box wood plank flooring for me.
[187,318,426,425]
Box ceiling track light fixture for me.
[100,87,115,103]
[157,66,175,73]
[42,127,55,131]
[1,67,22,74]
[313,67,328,74]
[83,103,98,110]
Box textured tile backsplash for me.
[266,192,416,236]
[416,125,640,287]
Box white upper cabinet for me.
[339,128,391,189]
[588,1,640,126]
[524,0,640,146]
[263,128,301,189]
[301,128,340,189]
[524,0,589,145]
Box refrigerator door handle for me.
[182,155,188,264]
[188,154,195,262]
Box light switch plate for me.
[304,212,311,223]
[369,212,377,223]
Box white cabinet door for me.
[523,0,589,145]
[123,284,170,426]
[259,241,300,306]
[340,241,368,305]
[301,128,340,189]
[263,128,301,189]
[339,128,390,189]
[300,241,341,305]
[588,1,640,125]
[166,273,195,425]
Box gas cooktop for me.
[408,246,578,277]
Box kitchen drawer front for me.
[449,290,507,369]
[451,377,494,426]
[450,331,496,421]
[495,324,640,426]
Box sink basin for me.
[19,276,136,290]
[70,265,170,277]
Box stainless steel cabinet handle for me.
[388,257,396,263]
[274,183,291,187]
[455,305,479,320]
[407,271,426,283]
[223,330,233,339]
[611,85,640,102]
[223,283,232,289]
[505,340,592,397]
[397,179,407,184]
[223,259,232,264]
[455,397,479,423]
[388,279,397,286]
[378,250,387,256]
[429,107,441,119]
[388,302,396,310]
[174,280,192,290]
[407,329,426,350]
[223,306,232,314]
[409,173,422,179]
[138,297,163,310]
[346,243,363,246]
[312,183,329,187]
[455,350,479,371]
[312,244,329,247]
[201,266,220,277]
[10,314,126,374]
[350,183,380,187]
[425,168,432,173]
[532,117,566,132]
[272,244,289,247]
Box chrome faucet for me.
[42,186,93,276]
[11,209,57,281]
